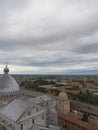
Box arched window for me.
[21,124,23,130]
[32,119,34,124]
[42,114,44,120]
[36,107,38,112]
[28,111,30,115]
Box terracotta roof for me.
[95,122,98,129]
[56,87,80,94]
[58,112,95,130]
[80,108,98,116]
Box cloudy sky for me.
[0,0,98,74]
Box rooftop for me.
[0,66,20,93]
[58,112,95,130]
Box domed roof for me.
[58,91,68,100]
[0,66,20,93]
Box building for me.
[58,112,95,130]
[0,65,20,102]
[33,125,60,130]
[57,91,98,130]
[57,91,70,114]
[0,66,58,130]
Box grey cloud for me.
[74,43,98,54]
[0,0,98,74]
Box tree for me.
[81,112,88,122]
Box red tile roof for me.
[56,87,80,94]
[80,108,98,116]
[58,112,95,130]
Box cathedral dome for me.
[0,66,20,93]
[58,91,68,100]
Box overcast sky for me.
[0,0,98,74]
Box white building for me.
[0,66,58,130]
